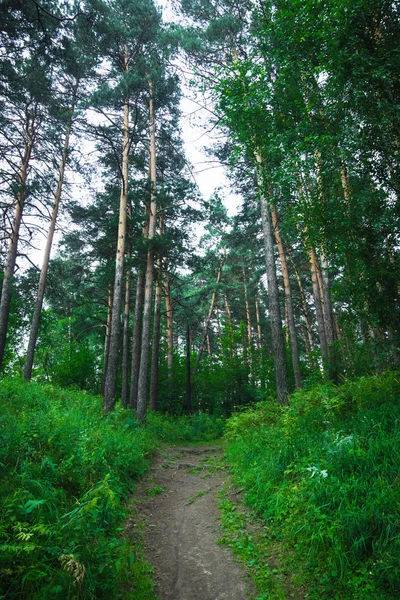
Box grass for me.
[224,371,400,599]
[0,377,224,599]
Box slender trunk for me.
[164,271,174,379]
[309,248,328,361]
[256,154,289,405]
[255,294,263,350]
[103,51,130,412]
[286,245,316,352]
[206,328,211,356]
[194,255,225,375]
[102,285,113,395]
[129,265,145,408]
[243,269,253,377]
[185,325,192,413]
[149,218,164,412]
[136,81,157,422]
[320,253,339,380]
[23,92,76,380]
[0,107,36,369]
[121,244,132,408]
[271,205,301,389]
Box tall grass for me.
[224,372,400,599]
[0,378,223,598]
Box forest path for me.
[134,444,255,600]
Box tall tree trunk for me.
[23,90,77,381]
[255,294,263,350]
[136,81,157,422]
[0,106,37,369]
[256,154,289,405]
[164,271,174,380]
[194,255,225,375]
[149,217,164,412]
[309,248,329,362]
[102,285,113,396]
[185,324,192,413]
[270,205,301,389]
[121,244,132,409]
[129,265,145,408]
[103,49,130,412]
[243,269,253,377]
[286,245,316,353]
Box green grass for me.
[0,377,224,599]
[224,371,400,599]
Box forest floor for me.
[129,444,256,600]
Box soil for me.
[135,445,256,600]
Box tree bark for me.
[103,48,130,412]
[136,80,157,422]
[164,271,174,379]
[309,247,328,362]
[255,153,289,405]
[23,89,77,381]
[129,265,146,408]
[149,217,164,412]
[121,244,132,409]
[185,324,192,413]
[255,294,263,350]
[243,268,253,378]
[286,245,316,353]
[0,106,36,370]
[270,205,301,389]
[101,285,113,396]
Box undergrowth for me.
[224,371,400,599]
[0,378,223,599]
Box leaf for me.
[22,499,46,514]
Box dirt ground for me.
[135,445,256,600]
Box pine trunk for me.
[164,271,174,379]
[185,325,192,413]
[256,153,289,405]
[270,205,301,389]
[149,217,164,412]
[0,108,36,369]
[129,266,145,408]
[23,91,76,381]
[101,285,113,396]
[121,245,132,409]
[136,81,157,422]
[255,294,263,350]
[103,51,130,412]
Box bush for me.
[0,378,155,599]
[224,371,400,599]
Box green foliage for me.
[224,371,400,599]
[0,378,155,599]
[146,410,224,443]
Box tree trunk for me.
[23,90,77,381]
[270,205,301,389]
[149,217,164,412]
[121,244,132,409]
[255,294,263,350]
[286,245,316,353]
[103,49,130,412]
[194,255,225,375]
[0,106,36,370]
[101,285,113,396]
[185,324,192,413]
[243,269,253,378]
[309,248,329,362]
[164,271,174,379]
[136,80,157,422]
[256,153,289,405]
[129,265,145,408]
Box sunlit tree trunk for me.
[137,80,157,421]
[0,106,37,370]
[255,294,263,350]
[23,88,77,380]
[129,265,145,409]
[185,324,192,413]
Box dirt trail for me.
[136,445,255,600]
